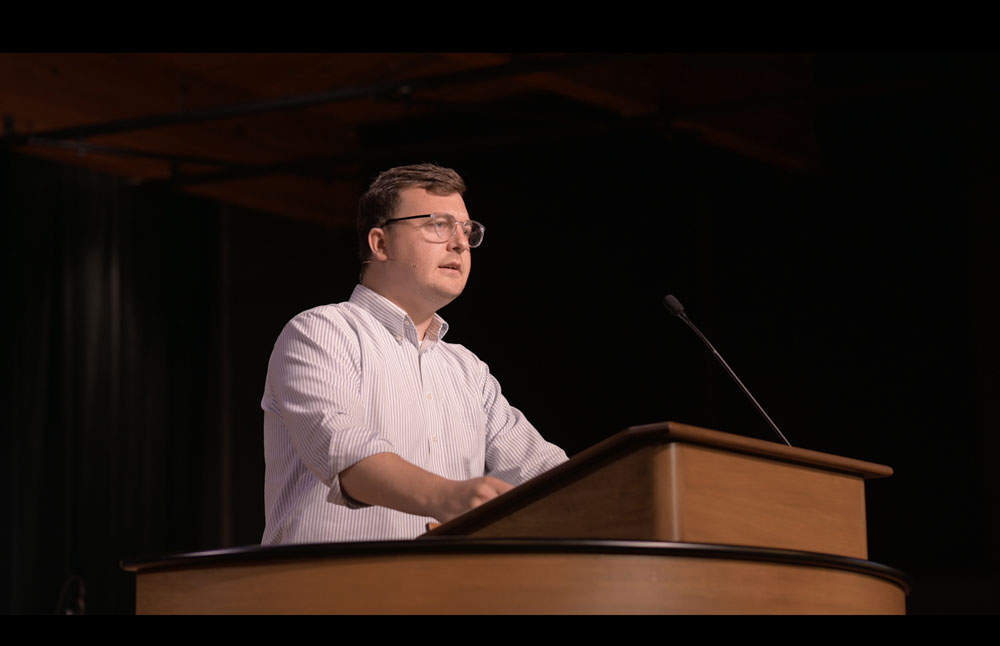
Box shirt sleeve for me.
[479,363,568,485]
[267,309,397,508]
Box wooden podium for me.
[123,422,908,614]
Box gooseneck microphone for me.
[663,294,793,447]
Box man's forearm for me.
[339,452,513,523]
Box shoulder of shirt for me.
[436,338,489,373]
[286,300,366,324]
[278,301,371,340]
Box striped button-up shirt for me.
[261,284,568,544]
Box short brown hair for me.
[356,163,467,264]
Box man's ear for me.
[368,227,389,261]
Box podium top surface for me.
[622,421,893,477]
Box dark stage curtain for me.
[1,152,226,613]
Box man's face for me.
[377,187,472,315]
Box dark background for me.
[2,53,998,614]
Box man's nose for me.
[447,224,470,251]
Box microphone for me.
[663,294,793,447]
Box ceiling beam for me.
[0,54,631,147]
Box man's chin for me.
[427,283,466,307]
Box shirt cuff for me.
[326,437,398,508]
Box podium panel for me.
[428,422,890,560]
[127,540,907,615]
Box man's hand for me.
[340,453,514,523]
[430,475,514,523]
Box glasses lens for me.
[466,222,484,247]
[424,214,485,247]
[429,215,454,241]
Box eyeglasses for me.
[383,213,486,248]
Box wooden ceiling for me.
[0,53,821,228]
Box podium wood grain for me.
[437,423,882,559]
[135,547,905,614]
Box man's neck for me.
[361,279,435,341]
[410,312,434,342]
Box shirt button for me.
[425,392,433,399]
[395,335,402,341]
[432,435,439,444]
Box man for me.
[261,163,568,544]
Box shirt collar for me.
[349,284,449,347]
